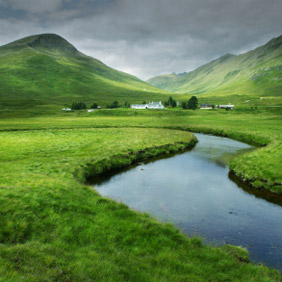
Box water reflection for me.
[93,133,282,272]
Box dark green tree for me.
[168,96,173,106]
[107,101,119,109]
[181,101,187,109]
[71,102,87,110]
[167,96,177,108]
[113,101,119,108]
[90,103,98,109]
[187,96,198,110]
[142,101,147,104]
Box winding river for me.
[93,133,282,272]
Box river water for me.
[93,133,282,272]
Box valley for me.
[0,33,281,281]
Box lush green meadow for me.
[1,108,281,193]
[0,108,281,281]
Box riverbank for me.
[74,140,197,183]
[0,125,281,281]
[93,133,282,271]
[0,108,281,194]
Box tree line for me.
[165,96,198,110]
[71,96,198,110]
[70,101,130,110]
[71,102,99,110]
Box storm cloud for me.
[0,0,281,79]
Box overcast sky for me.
[0,0,281,79]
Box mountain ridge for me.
[0,33,169,111]
[0,33,80,55]
[147,35,282,97]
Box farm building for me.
[216,105,235,110]
[130,104,147,109]
[200,104,214,109]
[88,106,101,112]
[131,101,165,109]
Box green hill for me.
[0,34,169,111]
[147,35,282,99]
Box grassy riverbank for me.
[0,109,281,281]
[1,108,281,193]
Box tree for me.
[168,96,173,106]
[181,101,187,109]
[142,101,147,104]
[167,96,177,108]
[124,101,129,108]
[107,101,119,109]
[187,96,198,110]
[90,103,98,109]
[71,102,87,110]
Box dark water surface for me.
[94,133,282,272]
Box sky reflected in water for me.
[94,133,282,272]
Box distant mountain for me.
[0,34,168,110]
[147,35,282,97]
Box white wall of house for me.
[131,101,164,109]
[216,105,234,109]
[200,107,213,109]
[131,104,148,109]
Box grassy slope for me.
[147,35,282,100]
[0,34,170,111]
[1,127,280,281]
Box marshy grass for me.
[0,110,281,281]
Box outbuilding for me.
[216,105,234,110]
[131,101,165,109]
[200,104,214,109]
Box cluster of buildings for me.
[130,101,165,109]
[62,106,102,112]
[200,104,234,110]
[131,102,234,110]
[63,101,234,111]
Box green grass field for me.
[0,108,281,281]
[1,32,281,281]
[1,108,281,193]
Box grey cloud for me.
[0,0,281,79]
[0,0,63,13]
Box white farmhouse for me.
[148,101,165,109]
[131,101,165,109]
[130,104,148,109]
[216,105,234,110]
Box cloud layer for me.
[0,0,281,79]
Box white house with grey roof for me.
[131,101,165,109]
